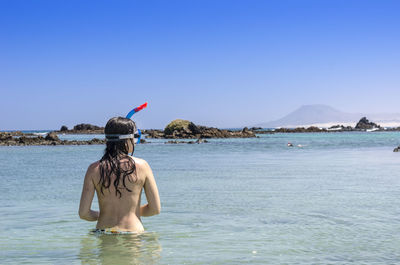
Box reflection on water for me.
[79,231,161,264]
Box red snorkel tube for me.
[126,102,147,119]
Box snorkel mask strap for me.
[105,134,137,156]
[105,134,134,141]
[105,133,141,143]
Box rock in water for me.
[196,138,204,144]
[147,119,256,139]
[60,125,68,131]
[394,146,400,152]
[45,132,59,141]
[73,123,102,131]
[0,132,12,141]
[355,117,380,130]
[164,119,200,137]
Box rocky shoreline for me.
[0,131,105,146]
[54,117,400,136]
[2,117,400,147]
[270,117,397,133]
[0,119,256,146]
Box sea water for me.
[1,132,400,264]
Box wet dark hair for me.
[99,117,137,197]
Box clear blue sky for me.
[1,0,399,130]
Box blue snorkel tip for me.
[126,109,136,119]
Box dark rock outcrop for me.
[18,136,42,145]
[195,138,208,144]
[4,131,25,136]
[275,117,383,133]
[355,117,381,130]
[164,119,201,138]
[0,131,106,146]
[394,146,400,152]
[56,123,104,134]
[143,129,164,139]
[386,127,400,131]
[251,129,275,134]
[274,127,327,133]
[45,132,59,141]
[73,123,102,131]
[0,132,12,141]
[146,119,256,139]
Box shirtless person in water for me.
[79,117,160,233]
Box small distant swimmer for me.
[79,117,161,233]
[287,143,306,148]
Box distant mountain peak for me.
[258,105,361,128]
[299,104,333,108]
[297,104,340,111]
[257,105,400,128]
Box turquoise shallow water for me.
[1,132,400,264]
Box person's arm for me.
[140,161,161,217]
[79,163,99,221]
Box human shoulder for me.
[88,161,100,171]
[85,161,100,178]
[129,156,151,172]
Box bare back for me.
[79,156,161,232]
[94,156,146,231]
